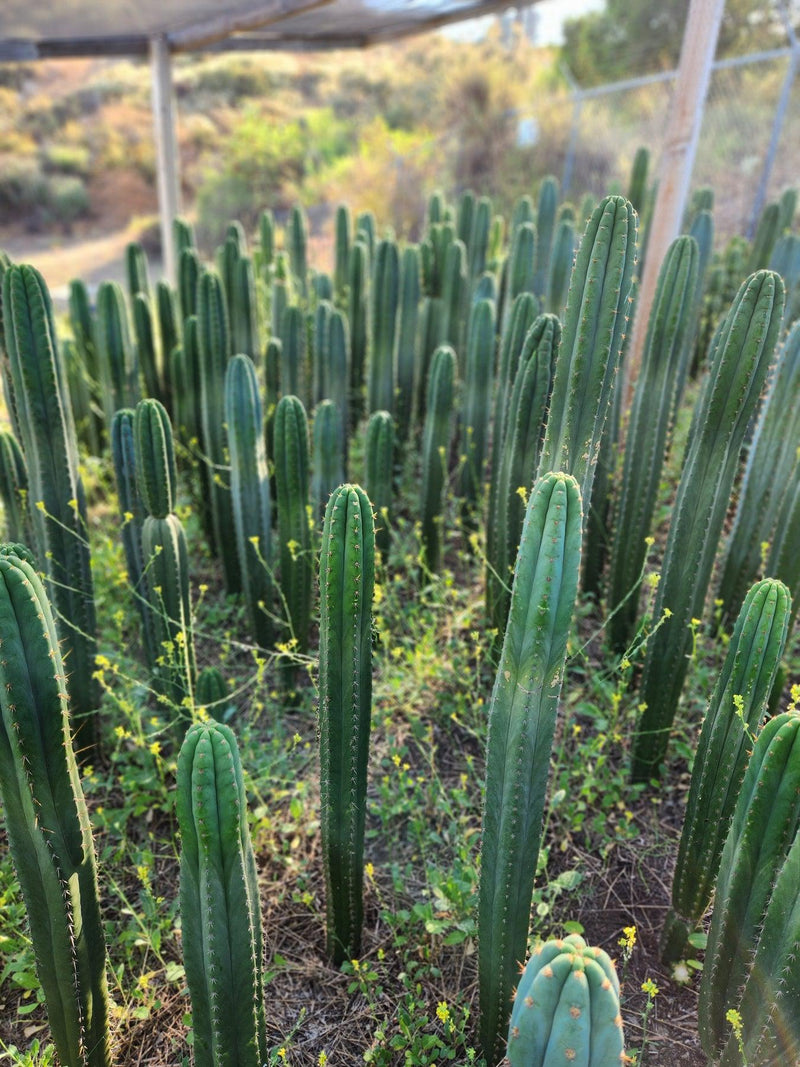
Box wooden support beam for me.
[150,34,181,284]
[625,0,725,396]
[167,0,332,53]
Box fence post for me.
[624,0,725,399]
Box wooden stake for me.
[150,35,180,284]
[625,0,725,397]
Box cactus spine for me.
[661,578,791,964]
[537,195,637,513]
[177,722,266,1067]
[607,235,699,652]
[478,473,582,1065]
[0,548,110,1067]
[225,355,273,650]
[632,270,785,780]
[507,935,625,1067]
[698,711,800,1060]
[365,410,394,556]
[3,264,99,756]
[319,484,375,963]
[274,395,312,653]
[420,345,456,573]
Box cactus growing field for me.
[0,173,799,1067]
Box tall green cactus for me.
[490,314,559,635]
[348,239,370,427]
[135,399,195,713]
[716,320,800,623]
[0,548,110,1067]
[698,711,800,1060]
[288,203,309,300]
[533,175,558,302]
[631,270,785,781]
[395,245,421,443]
[478,473,582,1066]
[319,484,375,963]
[197,269,241,593]
[279,304,307,403]
[626,146,650,217]
[225,355,273,650]
[177,721,266,1067]
[507,935,625,1067]
[95,279,139,429]
[468,195,492,279]
[420,345,456,573]
[0,430,28,544]
[546,218,575,316]
[3,264,99,756]
[661,578,791,964]
[231,255,259,360]
[125,240,150,303]
[178,245,201,324]
[607,235,699,653]
[458,297,495,512]
[311,398,345,522]
[132,293,163,405]
[274,395,312,654]
[111,409,158,668]
[439,238,469,363]
[134,398,177,520]
[369,238,399,415]
[365,410,394,557]
[715,805,800,1065]
[536,195,637,513]
[334,203,351,303]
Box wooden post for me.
[625,0,725,395]
[150,35,180,284]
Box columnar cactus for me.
[716,320,800,624]
[334,203,351,303]
[699,711,800,1060]
[626,146,650,217]
[3,264,99,756]
[225,355,273,650]
[95,279,139,429]
[607,235,699,653]
[348,239,370,426]
[195,666,234,724]
[533,175,558,303]
[661,578,791,964]
[231,255,259,360]
[177,721,266,1067]
[439,238,469,364]
[288,203,309,300]
[468,195,492,280]
[479,472,582,1065]
[0,547,110,1067]
[458,297,495,512]
[537,195,637,514]
[507,935,625,1067]
[365,410,394,556]
[274,395,312,653]
[280,304,307,403]
[125,240,150,303]
[632,270,785,781]
[0,430,28,544]
[111,409,157,668]
[395,245,421,443]
[369,238,399,415]
[319,484,375,963]
[311,399,345,522]
[135,398,196,715]
[420,345,456,573]
[490,314,559,635]
[132,293,163,405]
[197,269,241,593]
